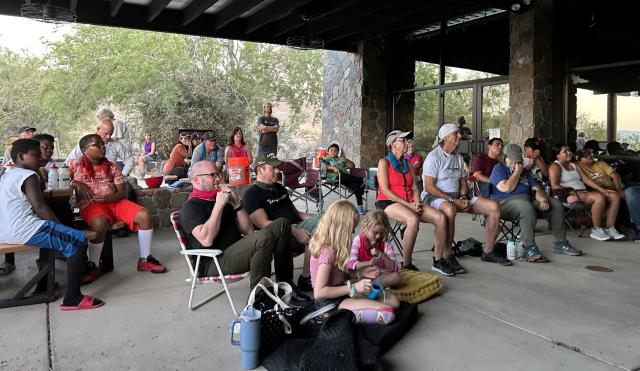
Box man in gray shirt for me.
[191,131,224,172]
[423,123,512,272]
[3,125,36,165]
[256,102,279,154]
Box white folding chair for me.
[170,211,248,315]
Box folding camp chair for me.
[467,175,521,242]
[563,201,592,237]
[170,211,248,315]
[279,157,321,213]
[388,220,406,260]
[341,168,369,211]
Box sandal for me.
[59,295,105,311]
[0,262,16,276]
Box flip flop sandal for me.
[0,262,16,276]
[59,295,105,311]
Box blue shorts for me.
[144,155,157,163]
[25,220,86,258]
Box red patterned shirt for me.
[69,158,124,208]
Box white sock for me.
[87,242,104,264]
[138,229,153,259]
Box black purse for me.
[245,278,307,358]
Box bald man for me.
[66,119,135,176]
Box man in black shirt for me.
[180,161,307,300]
[256,102,279,154]
[243,152,322,291]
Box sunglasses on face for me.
[195,172,221,178]
[84,142,105,149]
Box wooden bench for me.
[0,243,56,309]
[0,228,113,309]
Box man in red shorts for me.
[70,134,167,282]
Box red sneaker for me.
[137,255,167,273]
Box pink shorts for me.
[80,199,144,232]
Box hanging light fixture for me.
[20,0,77,24]
[286,15,324,50]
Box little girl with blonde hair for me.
[348,210,401,289]
[310,200,399,325]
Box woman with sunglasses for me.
[549,143,624,241]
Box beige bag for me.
[390,269,442,304]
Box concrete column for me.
[509,0,555,145]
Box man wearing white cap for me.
[423,123,512,273]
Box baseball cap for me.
[18,125,36,133]
[438,123,459,141]
[385,130,412,146]
[523,137,541,151]
[203,132,217,141]
[191,132,200,140]
[504,143,524,163]
[179,132,190,140]
[254,152,283,167]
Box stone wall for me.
[128,178,250,229]
[321,50,363,165]
[509,0,554,145]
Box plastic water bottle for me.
[58,163,70,189]
[230,306,262,369]
[47,163,59,191]
[506,238,516,261]
[320,160,327,180]
[515,235,524,259]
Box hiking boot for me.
[402,263,419,271]
[481,251,513,266]
[137,255,167,273]
[605,226,625,240]
[431,258,455,276]
[590,227,611,241]
[444,255,467,274]
[287,282,312,306]
[553,241,583,256]
[522,245,549,263]
[297,275,313,292]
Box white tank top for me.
[0,168,45,244]
[554,160,586,190]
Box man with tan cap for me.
[490,143,582,260]
[423,123,512,271]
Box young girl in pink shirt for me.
[348,210,401,289]
[310,200,399,325]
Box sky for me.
[1,14,638,131]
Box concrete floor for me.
[1,194,639,370]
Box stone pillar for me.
[509,0,555,145]
[322,39,414,169]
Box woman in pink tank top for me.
[375,130,447,271]
[224,127,252,165]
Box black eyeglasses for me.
[194,172,221,178]
[84,143,105,149]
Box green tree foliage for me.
[1,25,322,157]
[0,48,51,139]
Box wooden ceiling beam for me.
[183,0,219,26]
[148,0,172,22]
[214,0,264,30]
[110,0,125,18]
[244,0,311,34]
[271,0,360,37]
